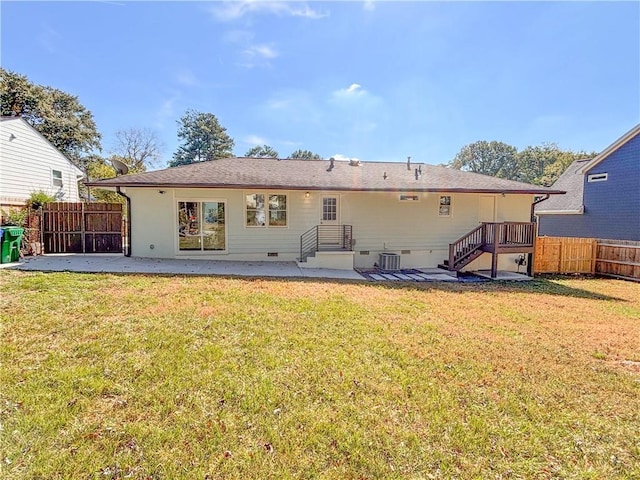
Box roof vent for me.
[383,171,387,180]
[414,168,419,180]
[349,159,360,167]
[407,156,411,171]
[327,157,335,172]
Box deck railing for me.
[448,222,535,271]
[300,225,353,262]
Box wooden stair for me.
[441,222,536,278]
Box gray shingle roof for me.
[87,157,564,195]
[535,159,591,213]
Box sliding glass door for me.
[178,201,226,252]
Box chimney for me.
[407,156,411,170]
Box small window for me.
[439,195,451,216]
[399,194,419,202]
[587,173,608,183]
[52,170,63,187]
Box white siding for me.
[127,186,536,271]
[0,118,82,206]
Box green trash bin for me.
[0,226,24,263]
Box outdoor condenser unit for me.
[379,252,401,271]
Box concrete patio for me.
[1,254,532,282]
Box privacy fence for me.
[535,236,640,281]
[43,202,124,254]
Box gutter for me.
[530,194,550,221]
[116,187,132,257]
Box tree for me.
[287,149,322,160]
[515,143,564,185]
[170,109,234,167]
[1,68,102,164]
[537,150,594,186]
[113,128,163,171]
[82,154,124,203]
[448,141,518,179]
[245,144,279,158]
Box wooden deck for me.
[446,222,536,277]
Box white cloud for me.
[211,1,328,22]
[244,134,269,146]
[331,154,360,162]
[175,70,200,87]
[38,25,62,54]
[154,93,181,130]
[245,44,279,59]
[363,1,376,12]
[332,83,366,100]
[239,43,279,68]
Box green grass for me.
[1,271,639,479]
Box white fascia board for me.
[536,206,584,215]
[579,124,640,174]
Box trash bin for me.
[0,226,24,263]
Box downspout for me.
[530,194,550,221]
[116,187,132,257]
[528,194,550,276]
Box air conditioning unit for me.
[379,252,400,271]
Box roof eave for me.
[84,181,564,195]
[578,124,640,174]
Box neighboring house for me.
[0,116,84,208]
[88,157,562,275]
[536,124,640,241]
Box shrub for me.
[27,190,56,210]
[1,207,27,226]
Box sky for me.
[1,1,639,167]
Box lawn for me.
[1,271,639,479]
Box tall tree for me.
[515,143,564,185]
[80,154,123,203]
[170,109,234,167]
[113,128,163,171]
[0,68,102,163]
[448,141,518,179]
[537,150,594,186]
[287,149,322,160]
[245,144,279,158]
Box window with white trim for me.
[439,195,451,216]
[52,169,63,188]
[177,201,226,251]
[587,173,608,183]
[246,193,287,227]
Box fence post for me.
[591,239,598,274]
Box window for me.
[246,193,287,227]
[439,195,451,216]
[52,170,63,188]
[178,201,226,252]
[588,173,608,183]
[399,194,419,202]
[322,197,337,221]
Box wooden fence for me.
[43,202,123,254]
[535,236,640,281]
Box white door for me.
[479,195,496,223]
[319,195,340,247]
[320,195,340,225]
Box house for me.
[536,124,640,241]
[0,116,84,208]
[87,157,563,276]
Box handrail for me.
[300,225,353,262]
[449,223,486,270]
[447,222,535,271]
